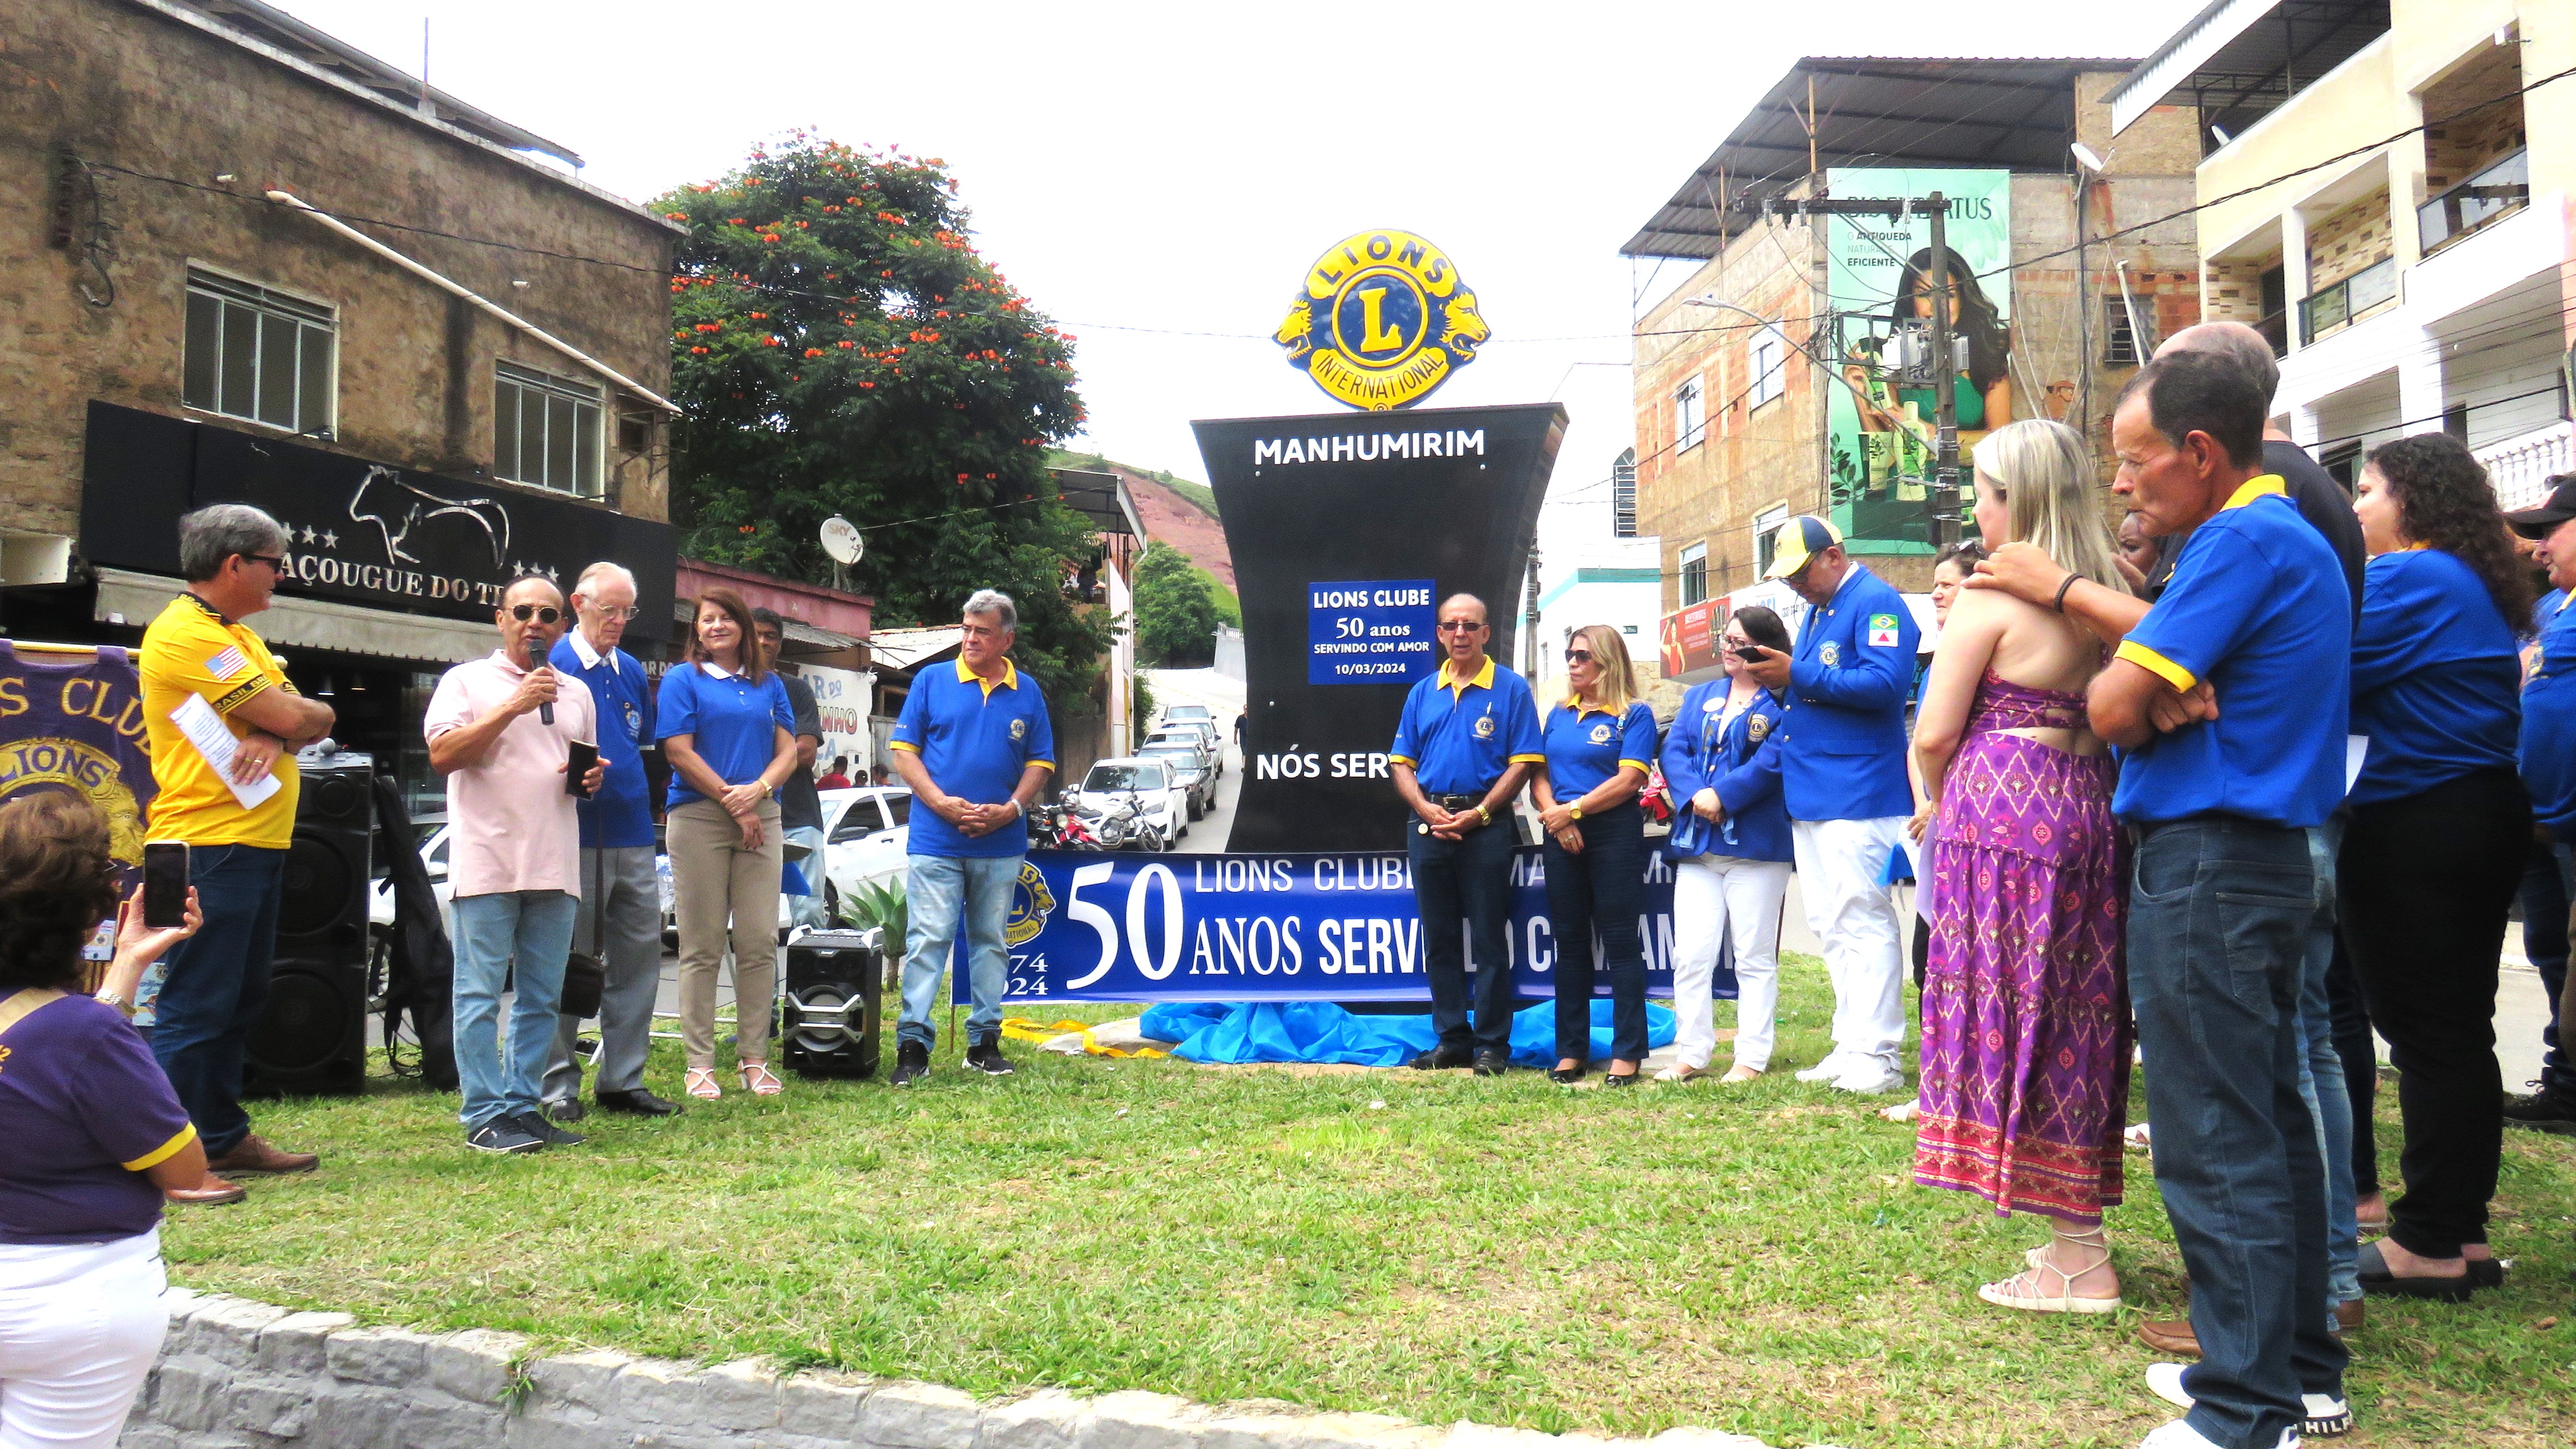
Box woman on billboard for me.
[1845,246,2014,490]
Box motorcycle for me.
[1091,789,1165,853]
[1031,802,1102,850]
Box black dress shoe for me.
[1471,1049,1510,1077]
[2467,1256,2507,1289]
[1547,1066,1585,1085]
[2502,1087,2576,1135]
[595,1088,681,1117]
[1603,1071,1639,1088]
[1408,1043,1474,1071]
[543,1098,587,1124]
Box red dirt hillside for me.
[1055,454,1234,593]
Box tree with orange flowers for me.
[658,133,1110,702]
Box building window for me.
[1752,504,1789,576]
[1748,326,1787,409]
[495,361,604,498]
[1679,542,1708,607]
[183,269,335,434]
[1675,378,1705,452]
[1611,448,1637,538]
[2104,297,2154,364]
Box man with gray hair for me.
[139,503,338,1201]
[541,562,679,1120]
[885,589,1055,1086]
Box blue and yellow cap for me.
[1763,514,1844,580]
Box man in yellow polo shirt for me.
[139,504,337,1203]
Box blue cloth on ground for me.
[1139,998,1676,1068]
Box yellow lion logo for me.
[1272,299,1314,361]
[1004,860,1057,948]
[1275,230,1486,410]
[1439,290,1491,363]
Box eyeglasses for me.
[586,605,641,622]
[242,553,285,572]
[1436,620,1485,634]
[1563,648,1594,664]
[508,604,564,624]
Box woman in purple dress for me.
[1910,418,2135,1314]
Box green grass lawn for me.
[167,956,2576,1449]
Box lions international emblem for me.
[1748,714,1771,743]
[1003,860,1056,948]
[1820,641,1841,667]
[1009,717,1027,742]
[1474,713,1495,738]
[1274,230,1488,411]
[1588,722,1613,745]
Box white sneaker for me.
[2148,1363,2339,1440]
[1834,1061,1905,1095]
[1793,1054,1852,1083]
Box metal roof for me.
[2107,0,2389,138]
[1050,468,1143,538]
[1622,56,2140,259]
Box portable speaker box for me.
[244,753,372,1096]
[783,929,882,1078]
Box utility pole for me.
[1522,547,1543,680]
[1925,192,1959,552]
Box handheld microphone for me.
[527,634,553,724]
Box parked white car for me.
[1157,719,1224,776]
[370,820,455,932]
[817,785,912,922]
[1068,757,1185,849]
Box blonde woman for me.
[1531,625,1659,1084]
[1910,418,2135,1313]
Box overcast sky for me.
[271,1,2203,554]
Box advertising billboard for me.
[1822,169,2014,547]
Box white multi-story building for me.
[2110,0,2576,506]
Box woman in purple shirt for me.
[0,791,207,1449]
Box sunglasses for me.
[1437,620,1485,634]
[1564,648,1594,664]
[509,604,564,624]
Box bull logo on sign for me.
[347,466,512,571]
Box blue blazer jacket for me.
[1777,562,1919,821]
[1660,680,1793,863]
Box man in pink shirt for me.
[426,576,605,1155]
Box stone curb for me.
[122,1290,1841,1449]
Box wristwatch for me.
[1474,804,1492,826]
[1569,805,1585,822]
[94,988,135,1019]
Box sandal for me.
[738,1062,784,1097]
[2356,1240,2473,1301]
[685,1067,723,1100]
[1652,1063,1705,1083]
[1721,1064,1764,1083]
[1977,1230,2122,1314]
[1877,1100,1919,1123]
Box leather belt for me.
[1429,793,1483,810]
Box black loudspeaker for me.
[245,753,372,1096]
[783,930,882,1078]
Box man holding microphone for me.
[1389,593,1544,1076]
[1740,516,1920,1094]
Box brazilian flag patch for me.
[1867,612,1900,648]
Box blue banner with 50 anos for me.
[979,848,1730,1004]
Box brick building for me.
[1,0,681,812]
[1620,58,2206,676]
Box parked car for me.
[1162,718,1225,775]
[1142,725,1216,778]
[1068,757,1184,850]
[817,786,912,922]
[369,818,454,932]
[1135,739,1212,818]
[1161,703,1213,728]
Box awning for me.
[665,598,858,651]
[865,626,964,671]
[92,568,496,665]
[2108,0,2390,137]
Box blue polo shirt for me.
[2517,590,2576,838]
[1388,656,1543,797]
[655,661,794,811]
[891,657,1055,859]
[2348,548,2520,807]
[551,632,655,849]
[2111,477,2352,827]
[1540,698,1658,799]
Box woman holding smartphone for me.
[656,587,799,1100]
[1658,606,1795,1083]
[1532,625,1659,1085]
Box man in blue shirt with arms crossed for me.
[1389,593,1544,1075]
[541,562,678,1121]
[888,590,1055,1087]
[1739,515,1920,1095]
[1983,351,2350,1449]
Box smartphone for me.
[565,740,600,798]
[143,840,190,929]
[1735,645,1771,662]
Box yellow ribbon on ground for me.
[995,1015,1172,1059]
[1080,1031,1169,1060]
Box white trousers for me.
[0,1229,167,1449]
[1671,854,1793,1069]
[1791,816,1910,1071]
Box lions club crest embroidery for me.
[1274,230,1488,410]
[1474,713,1496,739]
[1748,714,1771,743]
[1588,722,1614,745]
[1820,641,1841,667]
[1004,861,1055,948]
[1008,717,1027,742]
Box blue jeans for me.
[2526,839,2573,1095]
[1542,802,1647,1063]
[899,853,1017,1049]
[2294,818,2359,1309]
[451,891,577,1130]
[1407,813,1519,1050]
[785,825,831,932]
[150,845,286,1157]
[2130,817,2346,1449]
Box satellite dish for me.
[820,515,864,566]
